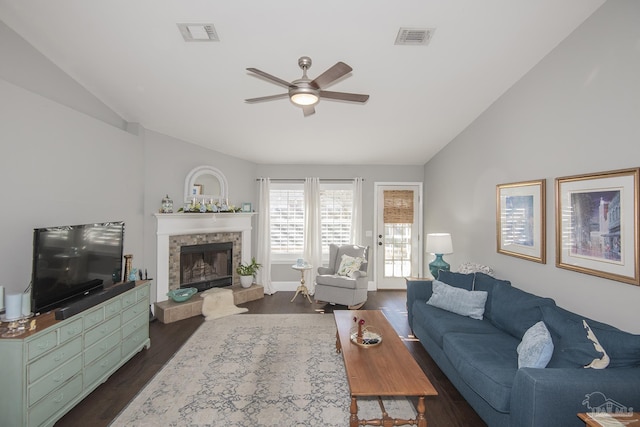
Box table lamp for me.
[426,233,453,278]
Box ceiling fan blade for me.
[310,62,353,89]
[302,105,316,117]
[245,93,289,103]
[319,90,369,103]
[246,68,293,88]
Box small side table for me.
[291,264,313,303]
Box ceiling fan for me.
[245,56,369,117]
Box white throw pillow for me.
[426,280,487,320]
[336,254,364,277]
[517,321,554,369]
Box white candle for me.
[5,293,22,320]
[22,290,31,316]
[0,286,4,310]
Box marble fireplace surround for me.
[154,213,254,303]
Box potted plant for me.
[236,257,261,288]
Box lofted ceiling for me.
[0,0,605,165]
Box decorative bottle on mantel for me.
[124,254,133,283]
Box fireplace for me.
[180,242,232,291]
[154,212,254,303]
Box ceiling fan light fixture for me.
[289,87,319,106]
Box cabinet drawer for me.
[122,325,148,357]
[83,306,104,329]
[136,284,150,302]
[28,355,82,406]
[122,311,148,339]
[84,330,120,366]
[122,299,147,325]
[59,318,83,344]
[104,298,122,319]
[29,337,82,384]
[84,315,121,348]
[27,330,58,361]
[121,290,137,308]
[84,346,120,388]
[28,374,82,427]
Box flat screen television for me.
[31,221,125,314]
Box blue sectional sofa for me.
[406,271,640,427]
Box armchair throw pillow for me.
[336,254,364,278]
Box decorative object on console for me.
[556,168,639,286]
[161,194,173,213]
[124,254,133,284]
[496,179,546,263]
[426,233,453,278]
[242,202,252,212]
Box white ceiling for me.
[0,0,605,165]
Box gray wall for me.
[0,79,144,295]
[424,0,640,333]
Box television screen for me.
[32,221,125,314]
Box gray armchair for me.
[315,244,369,309]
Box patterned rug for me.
[110,313,416,426]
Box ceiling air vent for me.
[177,23,219,42]
[395,28,435,46]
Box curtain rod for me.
[255,178,364,182]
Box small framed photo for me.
[556,168,639,286]
[242,202,252,212]
[496,179,546,263]
[191,184,203,196]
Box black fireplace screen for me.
[180,242,232,291]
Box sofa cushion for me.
[541,306,604,368]
[517,321,554,369]
[411,302,500,347]
[472,273,511,322]
[542,305,640,368]
[443,332,520,413]
[437,270,474,290]
[427,280,488,320]
[490,285,555,339]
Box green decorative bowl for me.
[167,287,198,302]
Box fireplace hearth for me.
[180,242,232,292]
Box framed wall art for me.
[496,179,546,263]
[555,168,639,286]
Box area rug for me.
[110,314,416,427]
[200,287,248,320]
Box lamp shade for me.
[426,233,453,254]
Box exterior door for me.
[374,183,423,289]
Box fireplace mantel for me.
[154,213,255,302]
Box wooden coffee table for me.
[334,310,438,427]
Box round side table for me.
[291,264,313,303]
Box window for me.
[270,182,353,261]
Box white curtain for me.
[256,178,274,294]
[351,177,363,245]
[303,177,322,295]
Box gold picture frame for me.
[555,168,639,286]
[496,179,546,263]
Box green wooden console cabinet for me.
[0,281,151,427]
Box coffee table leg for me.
[417,396,427,427]
[350,396,359,427]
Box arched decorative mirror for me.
[184,165,228,204]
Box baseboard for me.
[271,281,376,293]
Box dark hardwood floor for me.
[55,290,486,427]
